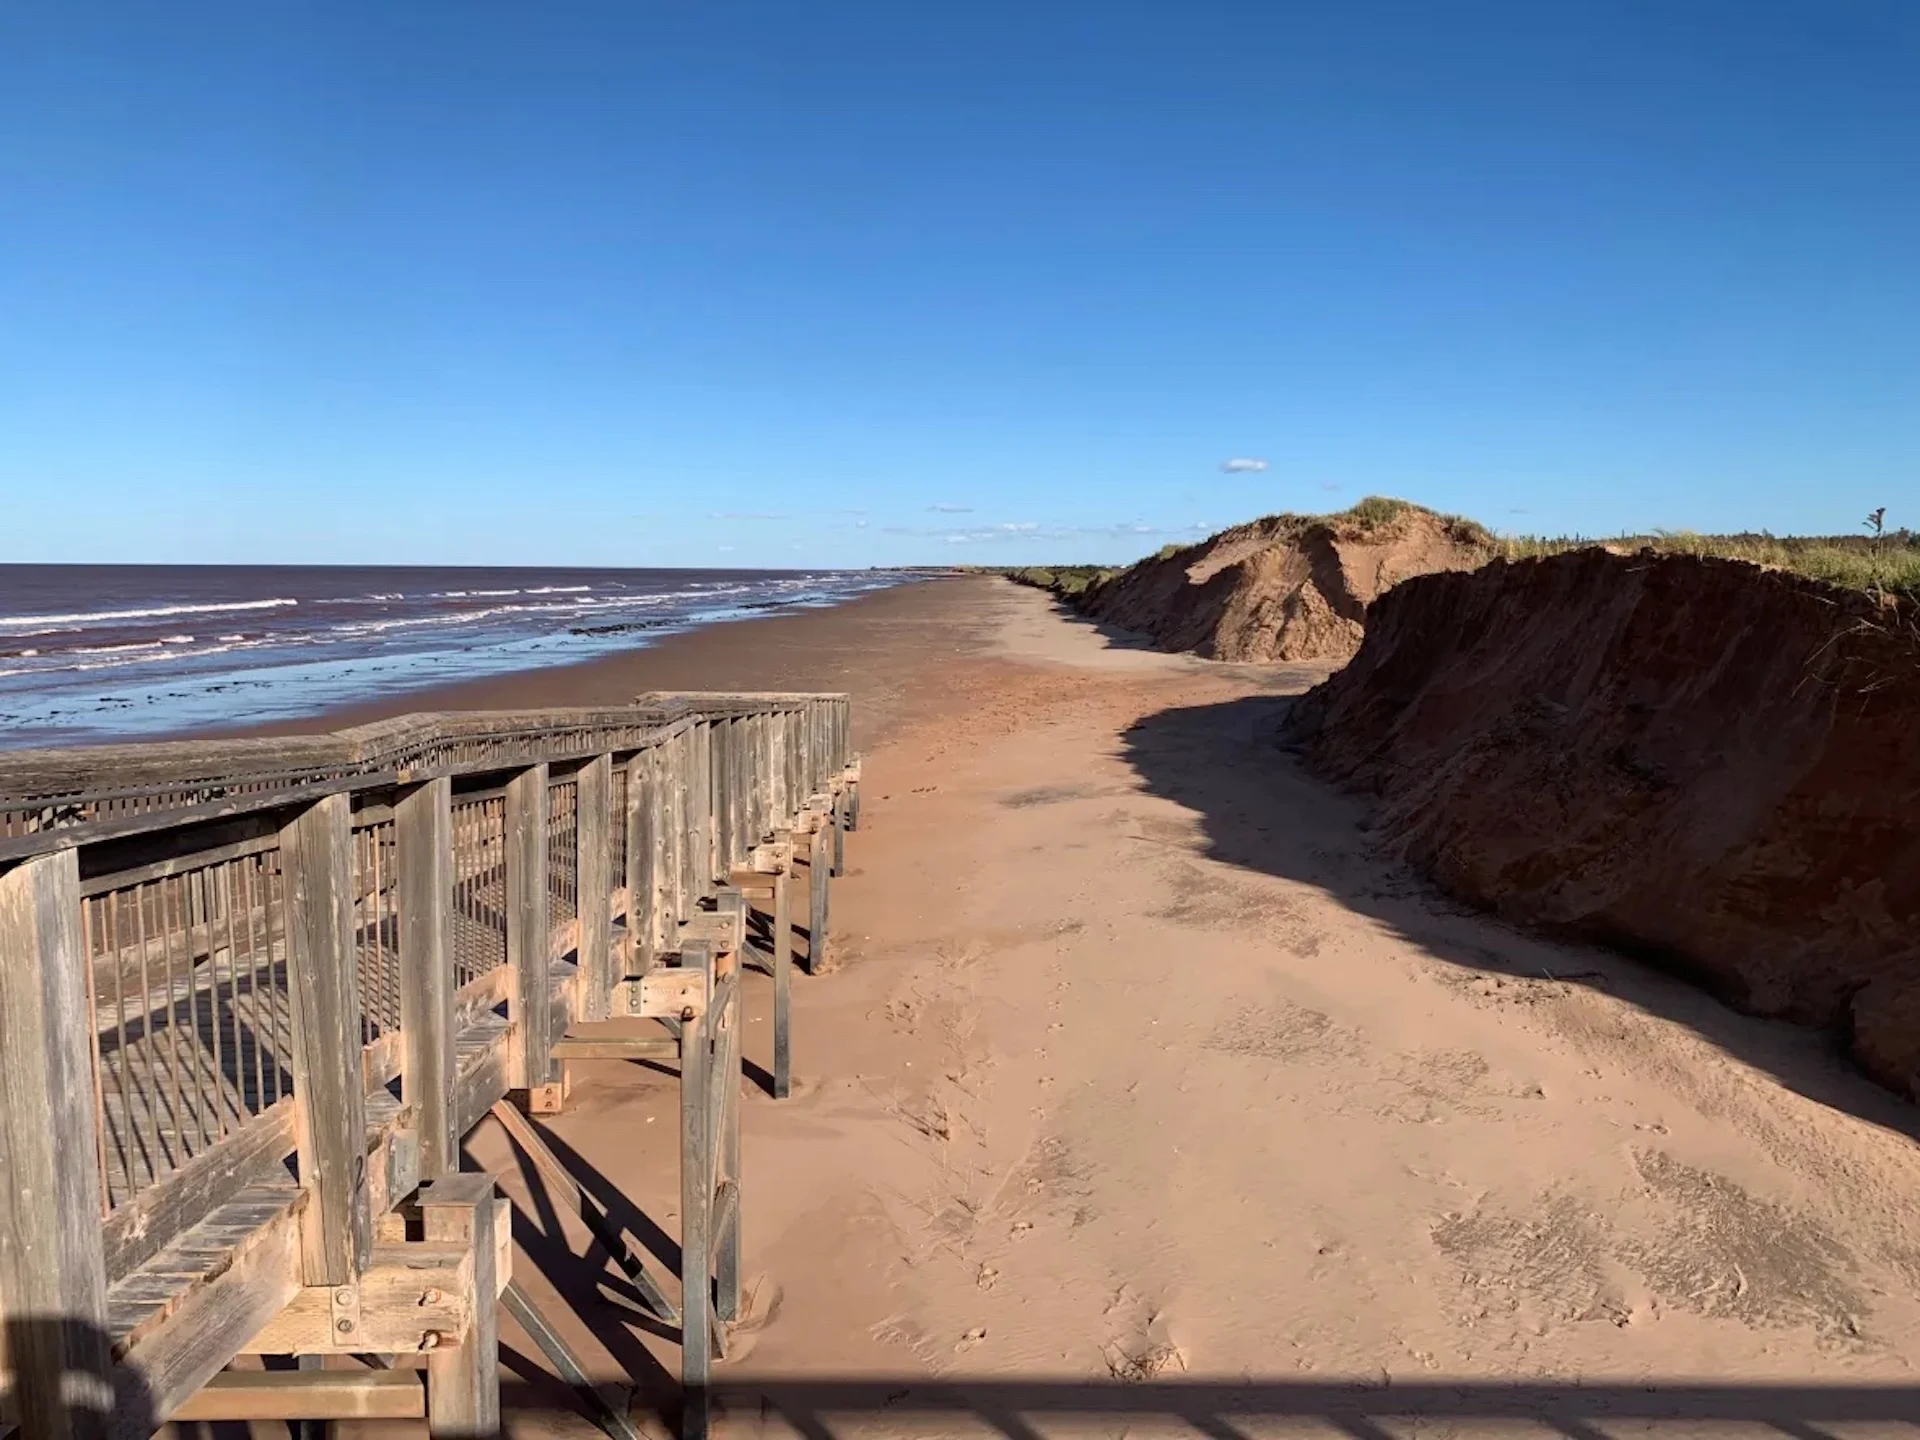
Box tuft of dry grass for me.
[1494,525,1920,605]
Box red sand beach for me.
[183,576,1920,1437]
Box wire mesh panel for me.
[82,849,295,1212]
[548,776,578,935]
[452,793,508,986]
[610,759,629,882]
[353,818,401,1039]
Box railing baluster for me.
[576,754,613,1022]
[624,747,658,982]
[280,792,372,1286]
[397,776,456,1179]
[506,763,552,1091]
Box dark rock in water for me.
[1284,548,1920,1099]
[569,619,674,637]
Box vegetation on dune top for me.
[1000,564,1117,596]
[1493,511,1920,605]
[1000,498,1918,608]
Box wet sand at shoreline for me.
[298,575,1920,1438]
[235,578,970,755]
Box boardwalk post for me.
[419,1173,501,1437]
[506,763,552,1092]
[714,966,742,1326]
[772,856,793,1098]
[808,828,830,975]
[577,755,614,1022]
[678,938,715,1440]
[397,776,457,1180]
[0,849,113,1440]
[625,748,657,977]
[281,793,373,1286]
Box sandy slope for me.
[1076,505,1490,662]
[346,578,1920,1439]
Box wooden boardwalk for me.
[0,693,857,1438]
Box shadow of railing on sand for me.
[9,1320,1917,1437]
[670,1376,1920,1437]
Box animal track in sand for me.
[1430,1191,1628,1329]
[1627,1150,1870,1344]
[1003,1132,1096,1226]
[1098,1285,1188,1381]
[1154,859,1320,951]
[1209,997,1545,1126]
[1431,1156,1875,1346]
[1206,998,1354,1064]
[1002,782,1110,808]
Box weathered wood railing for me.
[0,692,857,1439]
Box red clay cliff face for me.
[1284,549,1920,1098]
[1081,507,1490,662]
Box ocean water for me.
[0,565,907,750]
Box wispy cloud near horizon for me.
[1220,458,1269,474]
[928,503,973,514]
[883,519,1213,546]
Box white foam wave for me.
[0,597,298,633]
[0,638,259,679]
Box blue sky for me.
[2,2,1915,567]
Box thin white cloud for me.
[883,519,1214,546]
[928,503,974,514]
[1220,458,1269,474]
[710,511,787,521]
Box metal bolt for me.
[420,1330,445,1350]
[681,1006,695,1022]
[334,1288,356,1306]
[335,1317,355,1334]
[421,1287,444,1306]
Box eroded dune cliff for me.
[1284,548,1920,1097]
[1080,501,1492,662]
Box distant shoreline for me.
[0,565,936,750]
[192,576,956,749]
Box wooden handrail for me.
[0,692,847,858]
